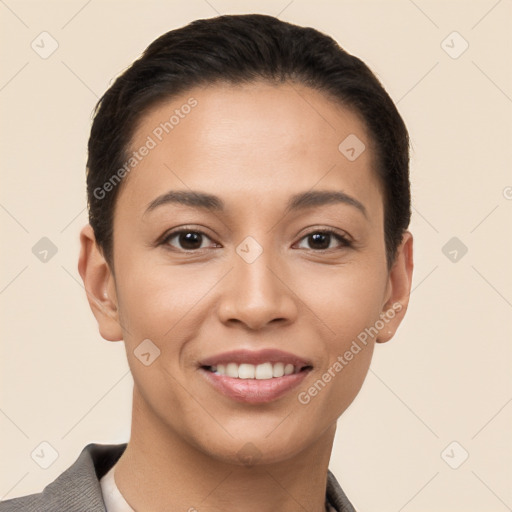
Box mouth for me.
[198,349,313,403]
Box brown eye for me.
[162,230,215,251]
[296,230,351,251]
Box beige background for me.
[1,0,511,510]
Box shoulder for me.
[326,469,357,512]
[0,443,127,512]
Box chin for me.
[187,418,324,467]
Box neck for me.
[114,387,336,512]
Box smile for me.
[199,349,313,403]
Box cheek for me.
[292,263,385,414]
[114,265,204,418]
[115,260,216,341]
[296,330,376,425]
[295,260,386,341]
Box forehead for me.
[115,80,382,223]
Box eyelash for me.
[160,227,353,252]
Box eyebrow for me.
[144,189,368,219]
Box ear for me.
[77,224,123,342]
[376,230,414,343]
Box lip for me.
[198,349,313,404]
[200,367,311,403]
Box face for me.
[80,80,413,465]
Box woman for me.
[0,13,413,512]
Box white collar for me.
[100,464,136,512]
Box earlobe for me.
[376,230,414,343]
[77,224,123,342]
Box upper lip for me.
[199,349,312,369]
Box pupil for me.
[181,232,201,249]
[310,233,329,249]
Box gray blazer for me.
[0,443,356,511]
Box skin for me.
[78,80,413,512]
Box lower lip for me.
[200,368,310,404]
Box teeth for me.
[211,362,304,379]
[255,362,273,380]
[272,362,284,377]
[226,362,238,378]
[238,363,255,379]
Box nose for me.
[217,240,298,331]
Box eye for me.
[161,228,219,251]
[295,229,352,251]
[160,227,352,252]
